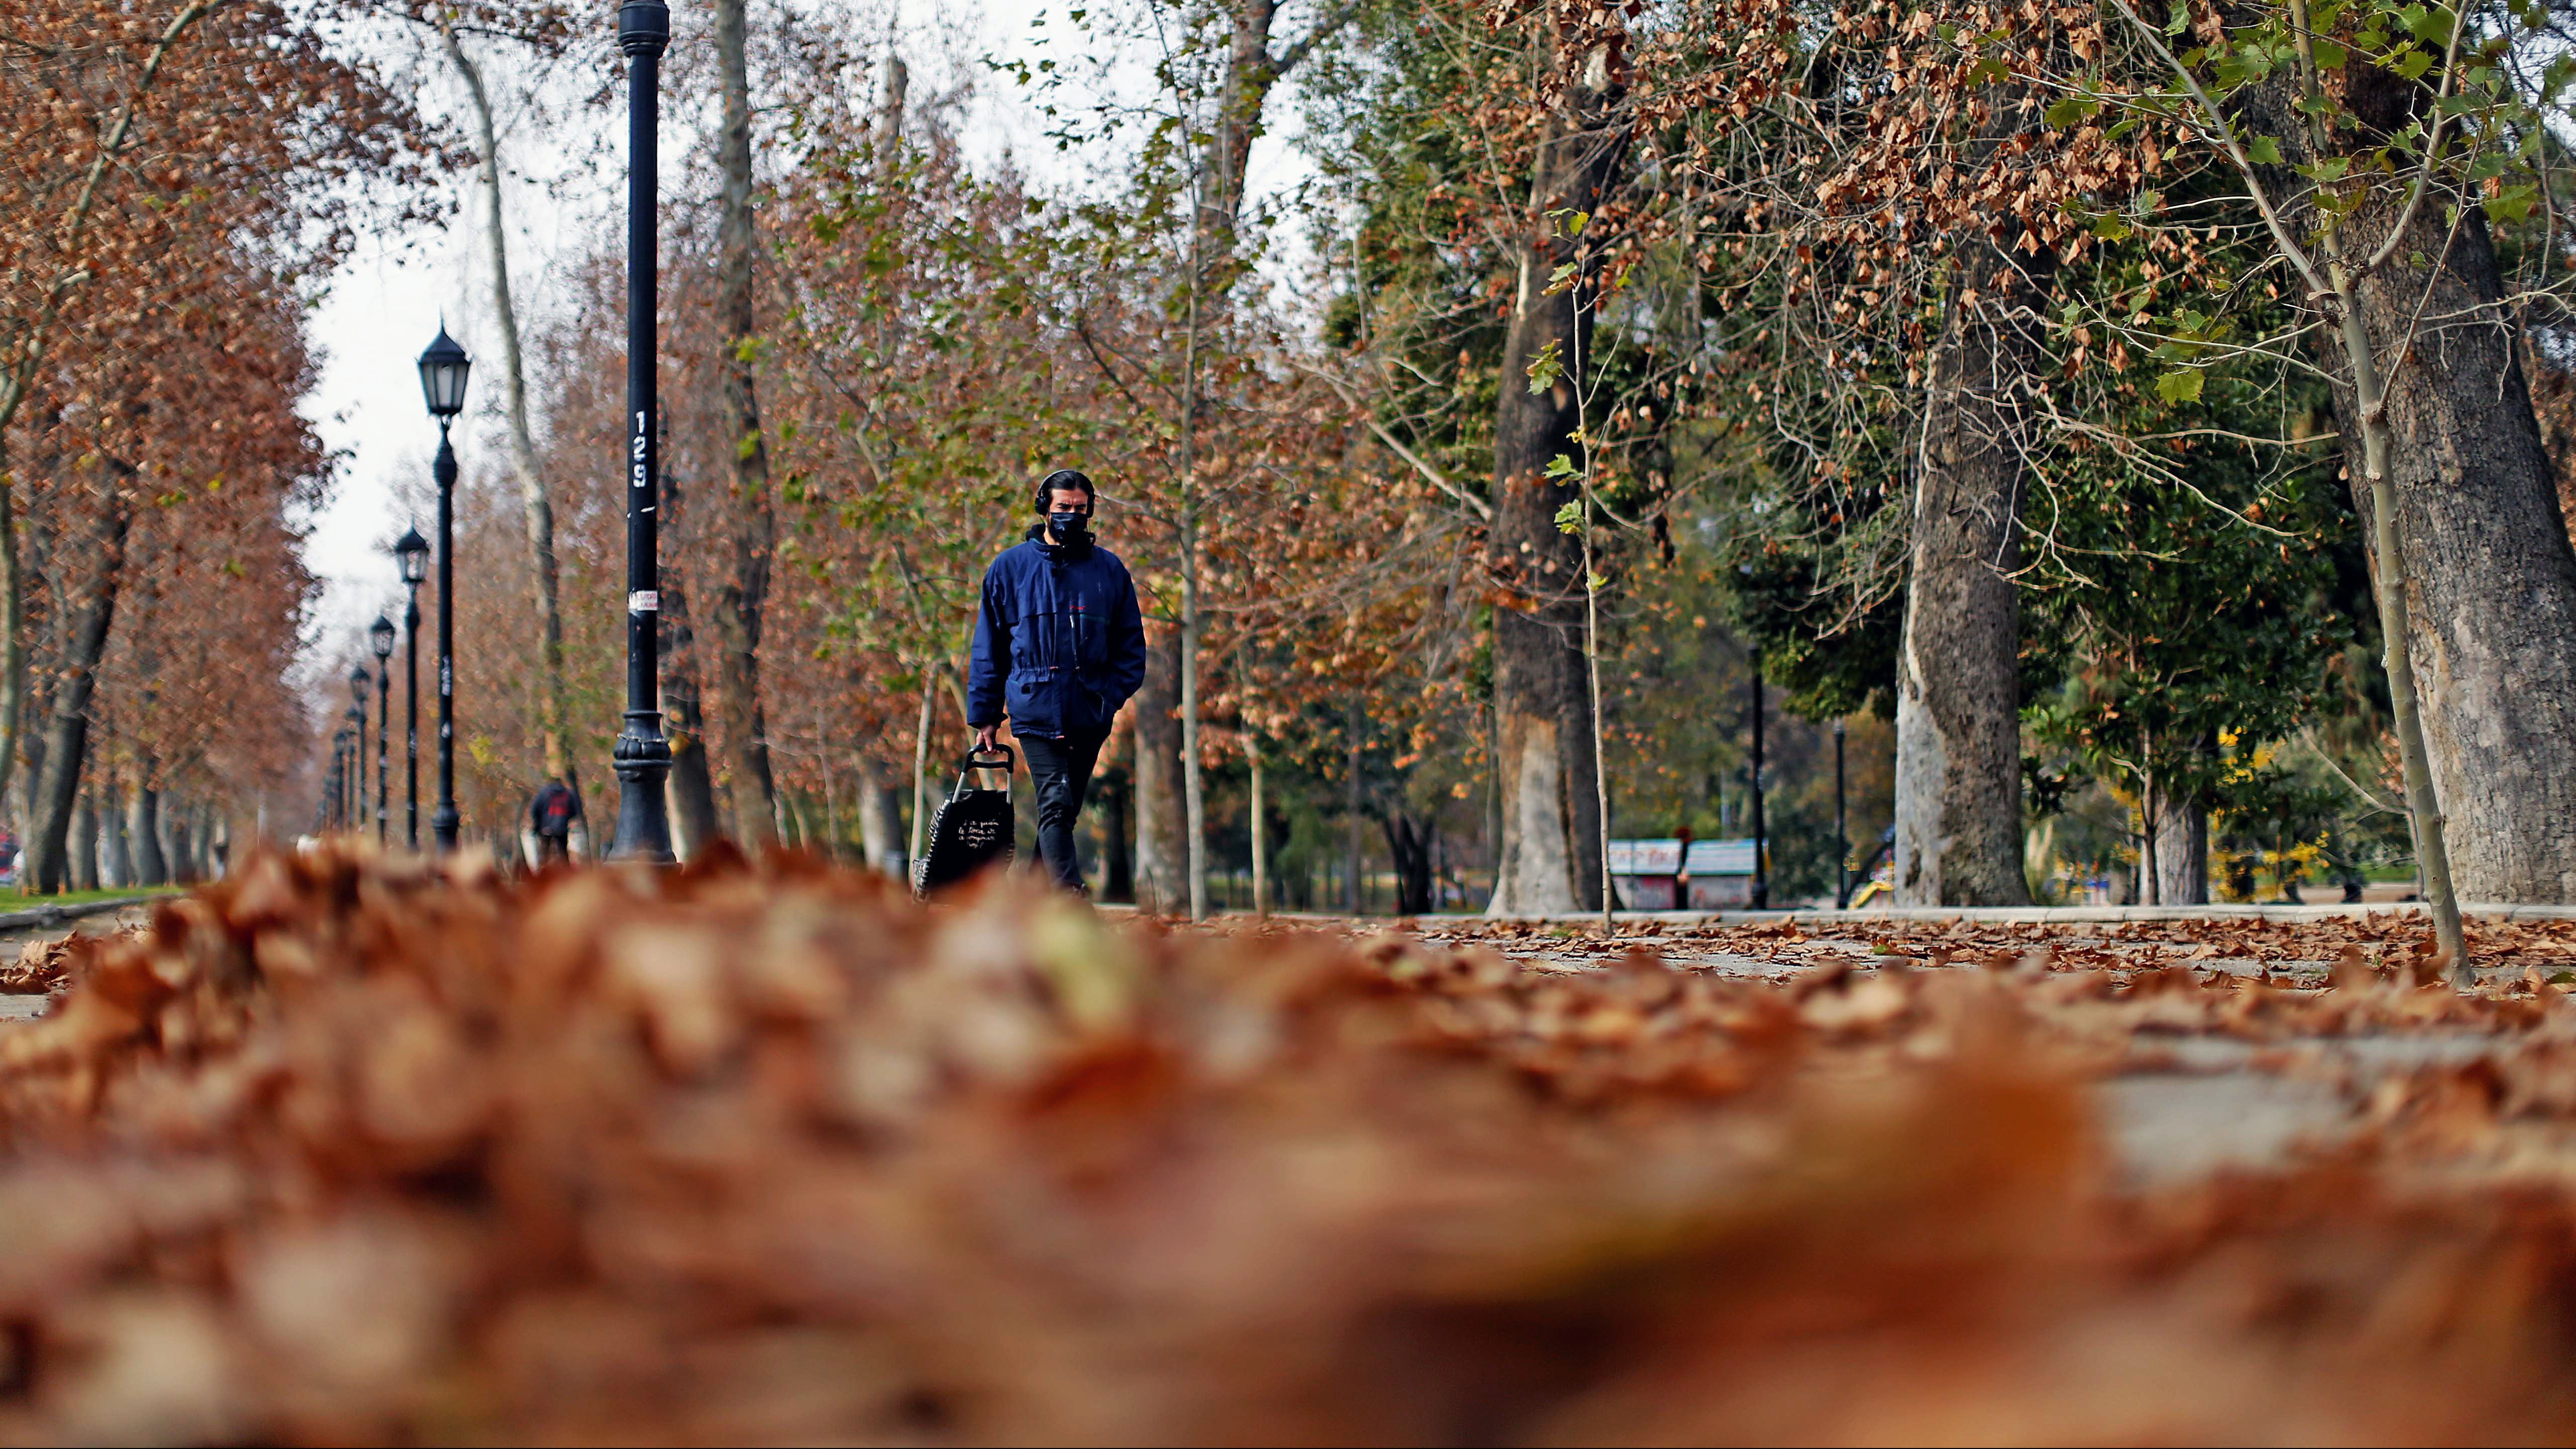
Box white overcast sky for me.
[292,0,1327,686]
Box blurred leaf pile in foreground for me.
[0,852,2574,1442]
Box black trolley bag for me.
[913,747,1017,896]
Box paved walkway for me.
[1507,901,2576,924]
[1394,915,2562,1189]
[0,903,152,1021]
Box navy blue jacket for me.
[967,526,1147,739]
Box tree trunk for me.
[1346,706,1364,915]
[657,498,722,860]
[709,0,779,850]
[855,756,901,875]
[1484,59,1620,917]
[1197,0,1350,274]
[1383,811,1435,917]
[2321,211,2576,901]
[129,780,164,888]
[875,779,905,875]
[0,440,22,838]
[163,802,195,885]
[1892,244,2040,908]
[69,794,96,891]
[1247,738,1267,916]
[1203,0,1279,274]
[2146,778,2208,907]
[812,712,842,862]
[441,21,574,790]
[198,802,220,879]
[15,411,61,830]
[658,590,722,862]
[873,57,909,179]
[158,798,179,882]
[908,675,934,870]
[1178,461,1207,920]
[100,776,128,887]
[24,489,129,895]
[2221,76,2469,962]
[1132,631,1186,912]
[1097,727,1135,903]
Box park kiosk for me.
[1608,838,1762,911]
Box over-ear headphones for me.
[1034,467,1094,514]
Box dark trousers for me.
[1019,728,1109,891]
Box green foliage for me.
[1525,338,1564,395]
[1724,538,1903,722]
[2020,333,2357,820]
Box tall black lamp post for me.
[345,701,364,835]
[1832,718,1849,910]
[1748,653,1768,911]
[393,526,429,848]
[332,729,351,831]
[348,665,370,836]
[609,0,675,863]
[417,328,470,851]
[370,616,396,845]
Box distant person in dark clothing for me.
[967,468,1147,892]
[528,778,583,866]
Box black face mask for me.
[1049,510,1090,541]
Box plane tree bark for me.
[129,776,165,887]
[1131,631,1187,913]
[23,464,132,894]
[2143,776,2210,907]
[1891,241,2044,908]
[1484,51,1622,916]
[2100,0,2573,969]
[658,580,723,861]
[2263,154,2576,904]
[70,797,97,891]
[709,0,780,848]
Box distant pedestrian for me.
[967,468,1147,893]
[527,778,583,866]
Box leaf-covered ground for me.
[3,852,2576,1443]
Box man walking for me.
[527,777,583,866]
[968,468,1146,893]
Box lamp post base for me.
[611,709,675,864]
[432,805,460,853]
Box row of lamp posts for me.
[342,617,395,846]
[319,337,448,848]
[321,2,673,864]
